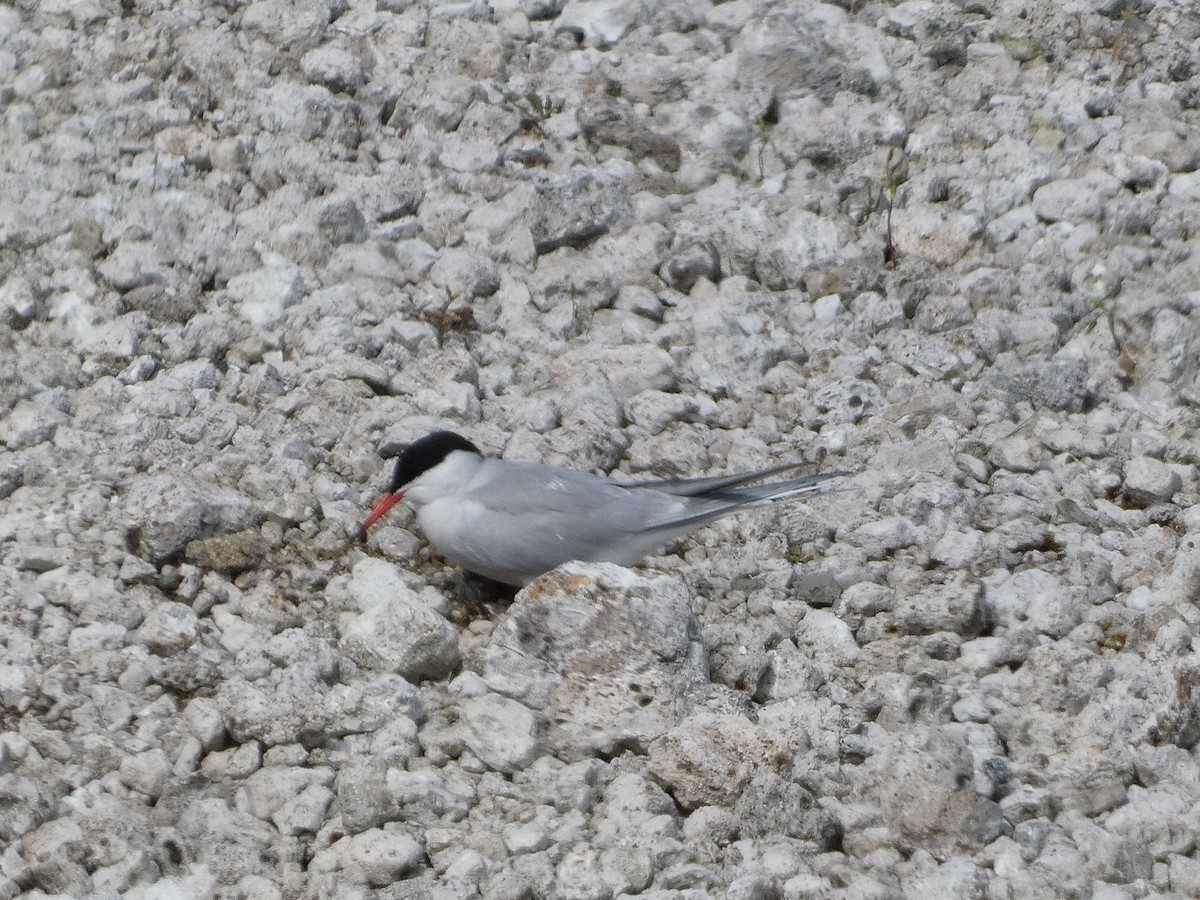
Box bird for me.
[360,430,847,586]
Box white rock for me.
[1123,456,1182,505]
[889,575,984,637]
[0,274,36,320]
[930,529,984,568]
[1167,170,1200,201]
[794,609,860,666]
[342,829,424,886]
[272,783,335,836]
[987,569,1083,638]
[763,211,841,289]
[339,560,460,681]
[123,864,219,900]
[241,0,328,48]
[324,674,422,736]
[32,567,121,618]
[217,669,332,746]
[232,875,282,900]
[200,741,263,781]
[242,766,333,821]
[301,45,365,92]
[441,847,488,884]
[438,136,502,173]
[648,713,792,809]
[119,475,262,564]
[460,694,541,774]
[227,262,306,329]
[0,399,65,449]
[812,293,843,322]
[96,239,172,291]
[118,749,172,798]
[624,390,701,432]
[481,563,706,759]
[427,247,501,298]
[503,821,550,854]
[1032,176,1113,223]
[555,845,609,899]
[67,620,126,655]
[557,0,645,46]
[846,517,917,559]
[135,602,200,653]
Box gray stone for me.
[301,44,366,93]
[889,575,985,637]
[342,829,424,886]
[227,262,307,330]
[273,783,335,836]
[242,766,334,822]
[427,247,501,298]
[734,771,841,846]
[648,713,792,810]
[845,517,917,559]
[119,475,263,564]
[0,275,36,324]
[735,9,845,100]
[66,620,126,656]
[985,569,1085,638]
[217,668,332,746]
[317,195,369,245]
[557,0,644,45]
[460,694,541,774]
[529,175,633,254]
[242,0,330,48]
[200,741,263,781]
[7,0,1200,895]
[324,674,422,740]
[135,601,201,653]
[338,559,460,681]
[661,242,720,293]
[761,211,842,291]
[117,749,172,798]
[335,759,399,834]
[0,399,66,449]
[1031,174,1120,223]
[1000,359,1094,413]
[480,563,706,759]
[1123,456,1182,505]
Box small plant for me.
[504,91,564,134]
[1084,296,1136,383]
[859,146,909,267]
[526,92,559,119]
[882,146,908,268]
[753,97,779,183]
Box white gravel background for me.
[2,0,1200,898]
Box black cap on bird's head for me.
[387,430,481,494]
[360,431,480,538]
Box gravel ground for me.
[2,0,1200,898]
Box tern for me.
[360,431,846,586]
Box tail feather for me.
[628,461,808,499]
[638,470,849,535]
[712,470,851,504]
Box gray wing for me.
[436,461,695,582]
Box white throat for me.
[403,450,483,508]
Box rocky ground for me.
[2,0,1200,897]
